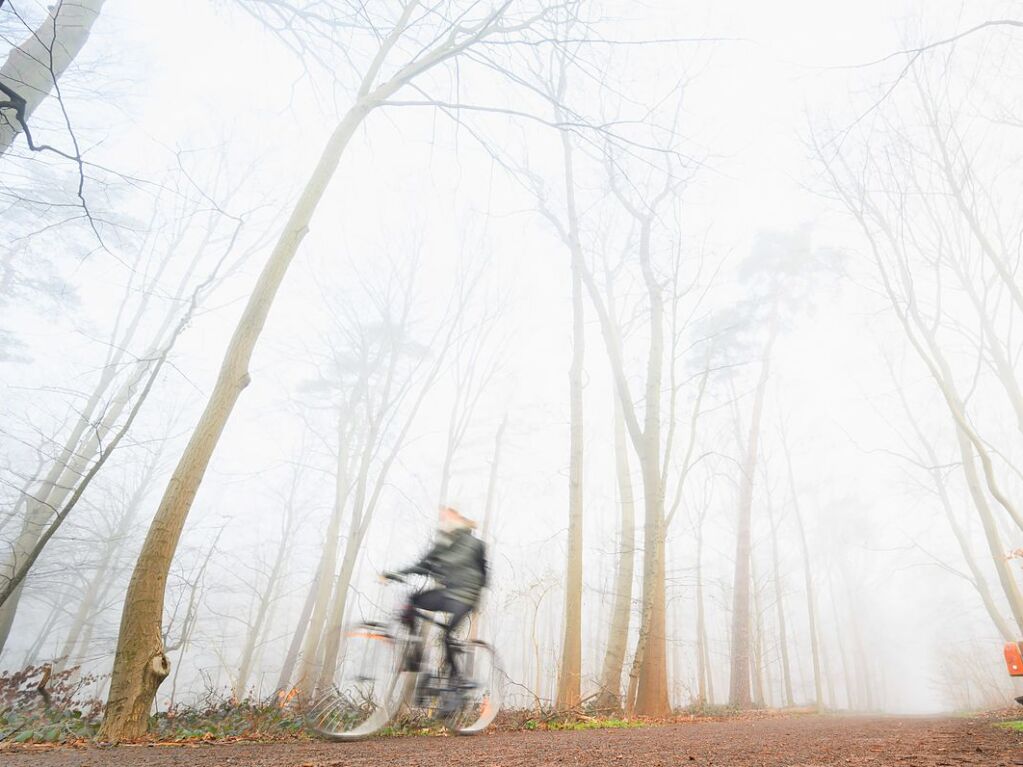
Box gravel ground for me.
[3,714,1021,767]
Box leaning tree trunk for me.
[98,102,372,741]
[955,429,1023,634]
[891,374,1018,641]
[0,0,107,156]
[595,399,635,711]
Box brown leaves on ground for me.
[1,713,1022,767]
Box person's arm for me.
[478,541,489,588]
[399,538,445,576]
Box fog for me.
[2,0,1022,731]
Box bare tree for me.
[0,172,252,651]
[99,1,568,738]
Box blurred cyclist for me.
[390,505,488,685]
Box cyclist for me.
[391,505,488,685]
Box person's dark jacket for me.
[403,527,488,606]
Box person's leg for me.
[442,600,472,680]
[410,590,472,678]
[411,589,449,614]
[404,589,446,671]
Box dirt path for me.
[4,714,1021,767]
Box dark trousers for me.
[404,588,472,677]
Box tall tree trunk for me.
[294,411,354,698]
[695,514,713,705]
[99,101,373,741]
[596,399,636,711]
[955,429,1023,634]
[313,524,363,695]
[728,323,776,707]
[844,575,874,711]
[22,586,70,667]
[750,554,766,707]
[888,367,1018,640]
[827,572,855,709]
[766,495,794,707]
[0,0,107,156]
[470,415,507,643]
[235,518,292,700]
[274,573,317,699]
[818,620,837,710]
[555,238,585,711]
[781,431,823,710]
[633,456,669,715]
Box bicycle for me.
[305,573,503,740]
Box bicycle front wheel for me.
[305,622,405,741]
[443,640,503,735]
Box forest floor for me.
[3,712,1022,767]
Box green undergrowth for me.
[997,720,1023,732]
[678,702,745,717]
[524,716,645,731]
[1,665,104,744]
[149,699,306,742]
[1,666,308,745]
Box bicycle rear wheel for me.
[442,640,503,735]
[305,622,405,741]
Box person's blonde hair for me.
[441,505,477,530]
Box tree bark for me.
[555,227,585,710]
[0,0,107,156]
[766,494,794,707]
[782,434,823,710]
[694,511,713,705]
[470,415,507,643]
[750,554,766,707]
[596,399,636,711]
[728,322,776,708]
